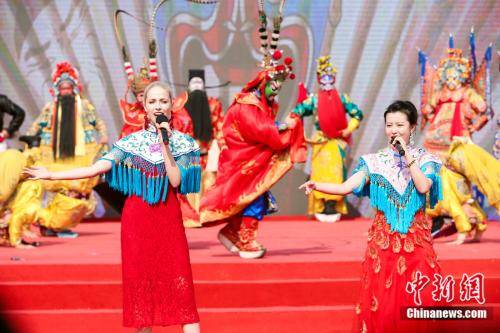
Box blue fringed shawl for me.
[100,128,201,204]
[353,148,442,234]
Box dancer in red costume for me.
[301,101,442,332]
[25,82,201,333]
[199,1,307,259]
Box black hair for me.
[383,100,418,126]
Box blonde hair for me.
[143,81,173,104]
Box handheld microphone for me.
[155,114,170,144]
[391,137,405,156]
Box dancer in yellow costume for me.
[0,62,107,241]
[419,32,497,244]
[18,62,106,237]
[294,56,363,222]
[0,144,91,248]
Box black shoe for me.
[322,200,337,215]
[19,135,41,148]
[431,216,445,234]
[21,239,40,247]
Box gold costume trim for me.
[200,152,292,223]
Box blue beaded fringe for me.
[104,151,201,205]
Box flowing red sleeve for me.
[234,104,306,162]
[235,105,291,151]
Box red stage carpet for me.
[0,218,499,332]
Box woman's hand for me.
[156,120,173,143]
[23,166,51,180]
[284,114,298,130]
[340,128,351,138]
[99,135,109,144]
[392,136,409,155]
[299,180,316,195]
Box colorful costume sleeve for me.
[84,100,108,138]
[419,157,442,209]
[342,94,363,133]
[292,94,317,117]
[352,157,370,197]
[26,103,51,136]
[236,104,296,151]
[421,92,438,128]
[464,88,488,133]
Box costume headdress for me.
[418,29,493,116]
[189,69,205,83]
[113,2,164,97]
[436,48,471,86]
[316,55,337,79]
[142,0,227,90]
[50,62,82,97]
[242,0,295,93]
[113,1,218,94]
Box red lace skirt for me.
[121,192,199,328]
[354,210,440,333]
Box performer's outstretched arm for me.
[299,171,366,196]
[236,105,296,150]
[23,159,112,180]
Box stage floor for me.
[1,217,500,265]
[1,218,499,333]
